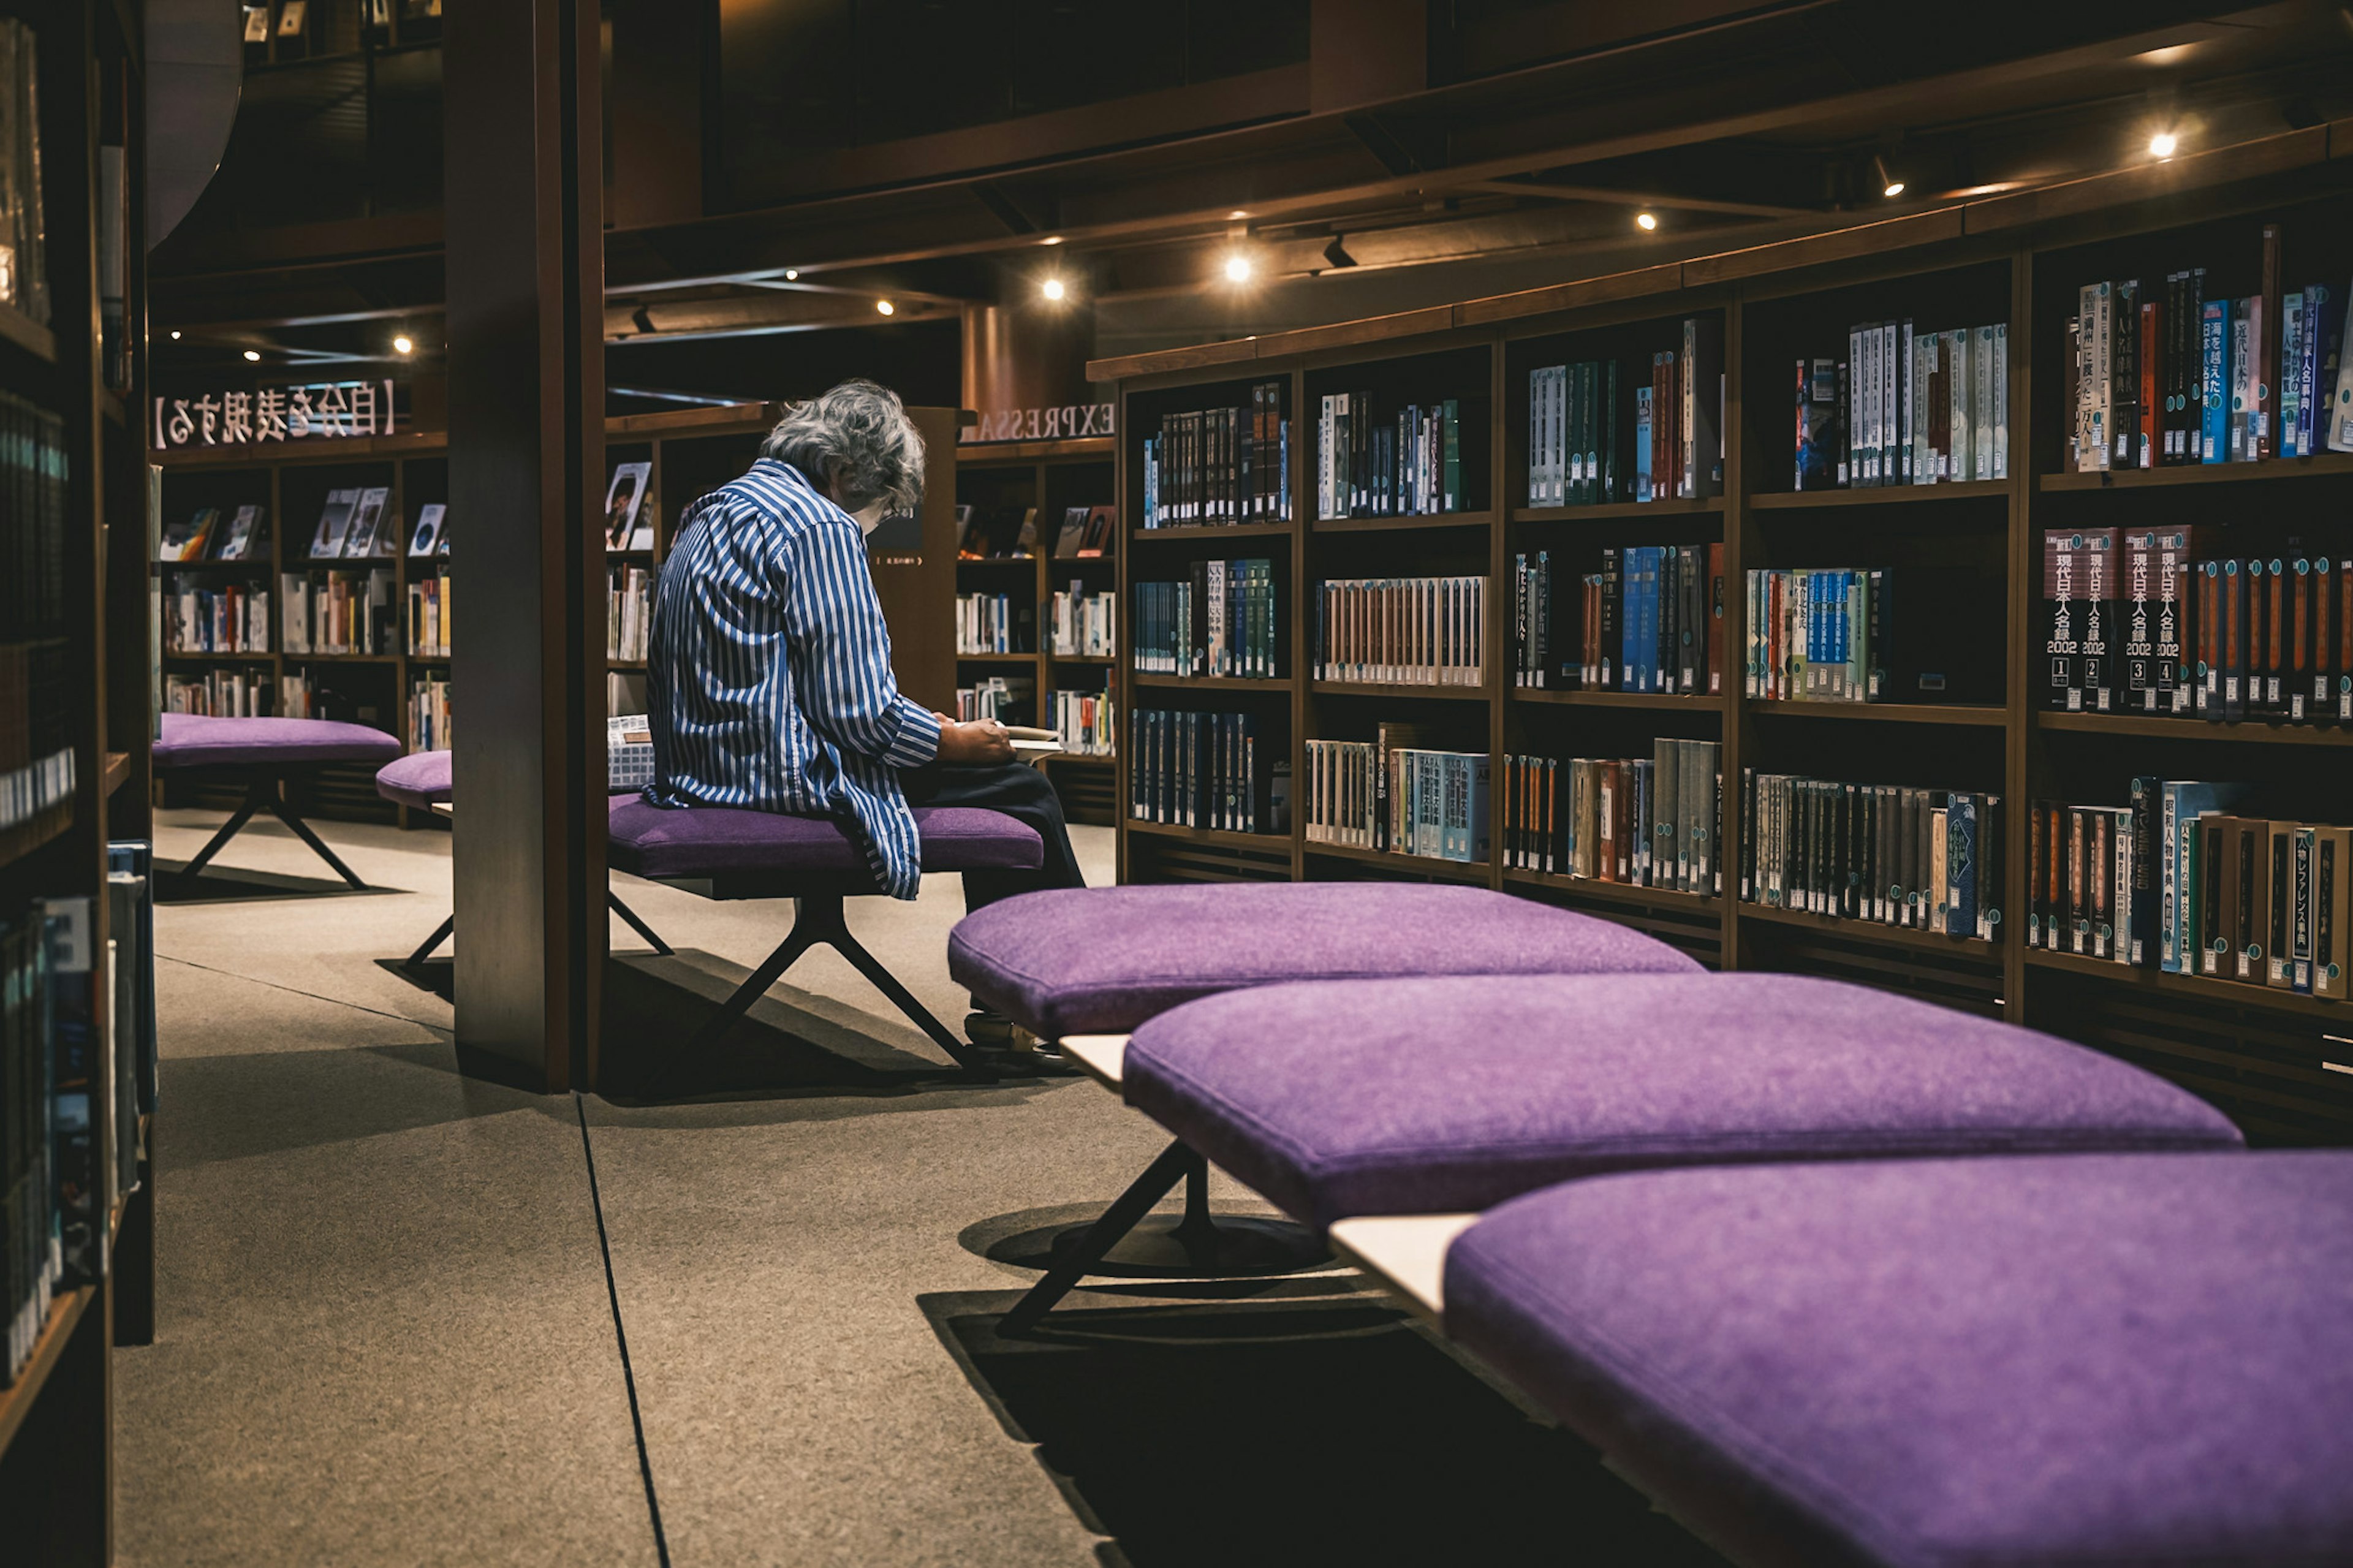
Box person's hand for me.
[934,717,1012,765]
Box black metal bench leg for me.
[634,917,824,1097]
[815,906,990,1072]
[175,784,265,888]
[265,792,368,889]
[607,890,672,955]
[405,913,455,972]
[1000,1139,1196,1337]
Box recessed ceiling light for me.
[1224,254,1252,283]
[1040,236,1063,246]
[168,329,180,340]
[392,335,414,355]
[1228,210,1248,220]
[2150,131,2178,159]
[783,268,799,281]
[1635,211,1659,232]
[1040,277,1066,301]
[243,349,260,362]
[875,299,895,316]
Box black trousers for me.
[898,760,1086,913]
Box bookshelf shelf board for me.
[1510,497,1725,525]
[1311,680,1495,702]
[955,651,1037,664]
[1132,673,1291,692]
[1748,480,2010,510]
[1047,653,1118,665]
[604,548,656,561]
[155,558,272,571]
[2024,948,2353,1022]
[607,659,649,672]
[1131,521,1294,542]
[0,1287,93,1459]
[0,301,57,362]
[1043,752,1115,765]
[2035,711,2353,746]
[1738,901,2004,960]
[1751,700,2007,727]
[1126,818,1288,850]
[286,653,398,664]
[104,752,131,797]
[410,654,452,665]
[1311,512,1493,534]
[1303,840,1491,884]
[162,651,275,664]
[957,556,1041,569]
[153,430,449,469]
[1501,866,1721,912]
[1513,687,1723,712]
[0,800,74,876]
[956,435,1114,463]
[2038,452,2353,492]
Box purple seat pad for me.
[375,749,453,809]
[948,883,1699,1037]
[1443,1153,2353,1568]
[1124,972,2240,1229]
[153,713,404,770]
[607,798,1040,881]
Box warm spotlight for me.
[1040,236,1063,246]
[783,268,800,280]
[2150,131,2178,159]
[1224,253,1253,282]
[392,335,414,355]
[875,299,895,316]
[1228,210,1248,220]
[168,329,181,340]
[1635,211,1658,232]
[1041,277,1066,301]
[243,349,260,362]
[1871,154,1904,198]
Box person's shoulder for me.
[724,461,857,543]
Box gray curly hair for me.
[760,379,926,514]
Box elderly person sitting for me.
[644,379,1085,1048]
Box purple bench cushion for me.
[949,884,1699,1038]
[375,749,453,809]
[607,798,1040,882]
[154,713,403,771]
[1124,972,2240,1229]
[1442,1153,2353,1568]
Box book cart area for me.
[954,435,1119,826]
[0,0,159,1560]
[1101,121,2353,1145]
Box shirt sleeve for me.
[779,518,941,769]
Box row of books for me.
[2040,528,2353,721]
[1316,393,1463,520]
[1049,689,1115,757]
[1499,741,1722,894]
[2030,782,2352,1000]
[957,504,1117,559]
[165,582,270,656]
[0,641,71,832]
[1304,730,1490,863]
[0,23,51,329]
[1794,322,2010,489]
[956,593,1028,656]
[1047,586,1115,656]
[1740,773,2002,941]
[1129,709,1284,833]
[1135,559,1279,678]
[164,669,273,718]
[2066,257,2353,472]
[407,676,450,752]
[607,566,649,662]
[1312,575,1487,687]
[409,568,452,659]
[1526,322,1724,506]
[1747,566,1993,705]
[1517,545,1725,694]
[956,675,1032,727]
[157,504,268,564]
[1,392,67,643]
[1141,383,1291,528]
[280,567,394,656]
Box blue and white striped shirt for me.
[645,458,941,898]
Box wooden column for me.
[444,0,605,1091]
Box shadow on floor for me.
[920,1285,1729,1568]
[376,956,453,1001]
[154,862,405,906]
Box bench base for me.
[173,774,367,894]
[403,891,674,974]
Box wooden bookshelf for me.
[1102,126,2353,1143]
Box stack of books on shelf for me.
[1305,727,1489,863]
[1140,382,1291,528]
[1740,773,2001,941]
[1514,545,1723,694]
[165,580,270,656]
[1313,575,1485,686]
[1501,741,1722,892]
[956,591,1027,655]
[607,564,649,662]
[2063,245,2351,471]
[1793,320,2009,488]
[164,669,270,718]
[407,675,450,751]
[956,675,1033,726]
[1047,583,1115,656]
[280,567,393,655]
[1048,688,1114,757]
[1316,392,1462,518]
[2030,781,2349,999]
[2044,528,2353,721]
[1135,559,1277,676]
[1748,566,1994,706]
[1527,319,1722,506]
[407,564,452,658]
[1130,709,1283,832]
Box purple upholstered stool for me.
[153,713,404,891]
[373,751,672,972]
[608,798,1042,1077]
[953,884,1702,1331]
[1441,1153,2351,1567]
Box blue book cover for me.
[2167,780,2253,970]
[1947,794,1978,938]
[2201,300,2230,462]
[1634,387,1653,504]
[1620,550,1642,692]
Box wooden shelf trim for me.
[2037,451,2353,491]
[1129,521,1294,542]
[1125,818,1287,850]
[2036,711,2353,746]
[2025,948,2353,1023]
[955,435,1115,464]
[1501,866,1721,912]
[1309,511,1493,534]
[1312,680,1495,702]
[0,800,74,876]
[1738,901,2005,960]
[1749,479,2011,509]
[0,1287,94,1460]
[1513,687,1723,712]
[0,300,58,361]
[1510,496,1724,524]
[1751,700,2007,727]
[1303,839,1491,882]
[102,752,131,797]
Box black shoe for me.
[966,1009,1018,1048]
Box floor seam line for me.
[156,953,456,1037]
[577,1093,673,1568]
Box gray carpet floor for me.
[115,807,1722,1567]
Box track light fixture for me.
[1872,154,1904,198]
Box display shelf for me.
[1501,866,1721,911]
[2037,452,2353,491]
[2025,948,2353,1023]
[0,301,57,362]
[1751,700,2007,727]
[1749,479,2011,509]
[2035,711,2353,746]
[1512,688,1723,711]
[1509,496,1724,525]
[0,1289,94,1458]
[1303,839,1491,884]
[1310,512,1492,534]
